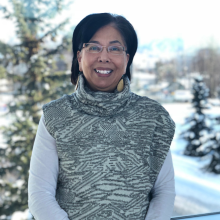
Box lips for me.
[95,69,113,74]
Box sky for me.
[1,0,220,51]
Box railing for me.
[171,212,220,220]
[1,212,220,220]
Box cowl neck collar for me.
[74,74,132,117]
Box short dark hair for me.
[71,13,138,85]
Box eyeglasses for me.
[82,43,127,55]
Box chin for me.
[95,84,115,92]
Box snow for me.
[11,209,32,220]
[163,102,220,216]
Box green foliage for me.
[0,0,74,217]
[0,41,14,78]
[0,65,6,79]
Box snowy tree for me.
[215,116,220,123]
[200,114,220,174]
[202,132,220,174]
[0,0,73,217]
[181,76,211,156]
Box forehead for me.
[89,25,126,45]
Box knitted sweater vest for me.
[43,74,175,220]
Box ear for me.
[77,51,82,71]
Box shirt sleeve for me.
[145,150,176,220]
[28,115,69,220]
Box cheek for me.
[82,56,96,69]
[118,57,128,70]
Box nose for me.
[98,48,110,63]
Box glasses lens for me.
[108,46,124,54]
[85,43,101,53]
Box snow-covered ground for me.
[1,95,220,219]
[163,103,220,217]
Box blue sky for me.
[1,0,220,51]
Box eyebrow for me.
[88,40,122,45]
[109,40,122,45]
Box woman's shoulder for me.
[42,94,76,130]
[131,92,175,128]
[42,94,73,111]
[131,92,170,115]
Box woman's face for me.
[77,25,129,92]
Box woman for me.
[28,13,176,220]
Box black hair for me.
[71,13,138,85]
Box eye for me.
[89,46,99,51]
[109,46,123,53]
[109,46,120,51]
[88,44,101,51]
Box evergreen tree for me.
[181,76,211,156]
[0,0,74,217]
[200,114,220,174]
[202,132,220,174]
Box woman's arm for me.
[28,115,69,220]
[145,150,176,220]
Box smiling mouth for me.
[95,69,113,74]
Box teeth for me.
[95,69,112,74]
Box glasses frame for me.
[82,43,127,55]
